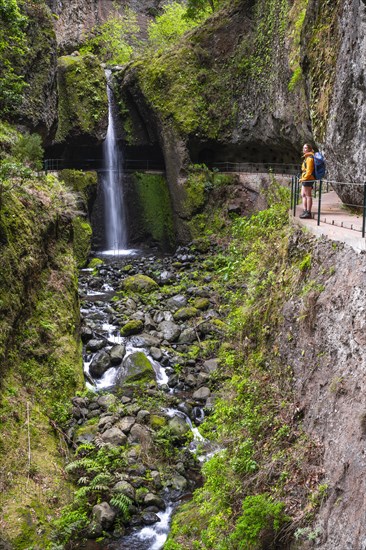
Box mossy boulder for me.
[150,415,168,430]
[120,319,144,336]
[56,53,108,143]
[88,258,104,269]
[173,307,199,321]
[116,351,155,387]
[122,274,158,293]
[193,297,210,311]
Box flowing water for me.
[102,71,128,253]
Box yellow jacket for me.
[300,152,315,182]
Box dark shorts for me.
[302,181,315,188]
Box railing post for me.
[317,179,323,226]
[290,176,294,213]
[293,176,298,216]
[362,181,366,238]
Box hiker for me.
[299,143,315,219]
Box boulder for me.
[131,333,161,348]
[158,320,181,342]
[89,350,111,378]
[97,394,117,410]
[173,307,199,321]
[92,502,116,530]
[144,492,166,510]
[86,339,106,352]
[113,480,136,501]
[117,416,136,434]
[116,352,156,387]
[193,387,211,400]
[178,328,197,344]
[168,415,190,437]
[150,346,163,361]
[142,512,161,525]
[166,294,188,311]
[122,274,158,293]
[101,427,127,446]
[203,358,220,373]
[110,344,126,364]
[120,319,144,336]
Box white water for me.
[102,71,127,251]
[136,505,174,549]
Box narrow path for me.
[292,190,366,253]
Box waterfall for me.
[102,70,127,252]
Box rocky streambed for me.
[63,244,223,549]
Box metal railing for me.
[291,176,366,238]
[43,158,300,175]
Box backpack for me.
[313,152,326,180]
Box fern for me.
[77,476,90,486]
[90,472,113,489]
[75,442,95,456]
[110,493,132,519]
[65,457,98,473]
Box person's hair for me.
[303,143,314,151]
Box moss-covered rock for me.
[120,319,144,336]
[55,53,108,143]
[193,297,210,311]
[173,306,199,321]
[122,274,158,293]
[129,172,176,250]
[88,258,104,269]
[116,351,155,386]
[150,415,168,430]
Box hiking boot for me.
[300,211,312,219]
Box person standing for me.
[299,143,315,219]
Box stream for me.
[74,247,221,549]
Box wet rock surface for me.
[67,244,223,548]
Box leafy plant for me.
[12,133,44,170]
[229,494,289,548]
[80,8,139,65]
[147,2,204,49]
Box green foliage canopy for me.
[147,2,205,49]
[80,8,139,65]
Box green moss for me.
[132,172,175,249]
[72,216,92,268]
[16,1,57,127]
[150,415,168,429]
[55,54,108,143]
[173,306,199,321]
[193,297,210,310]
[59,169,98,210]
[88,258,104,268]
[0,172,83,545]
[133,0,290,140]
[122,274,159,293]
[120,319,144,336]
[0,121,21,154]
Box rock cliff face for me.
[115,0,366,215]
[303,0,366,205]
[46,0,164,52]
[278,234,366,549]
[324,0,366,201]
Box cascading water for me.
[102,70,128,253]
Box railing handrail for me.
[291,176,366,239]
